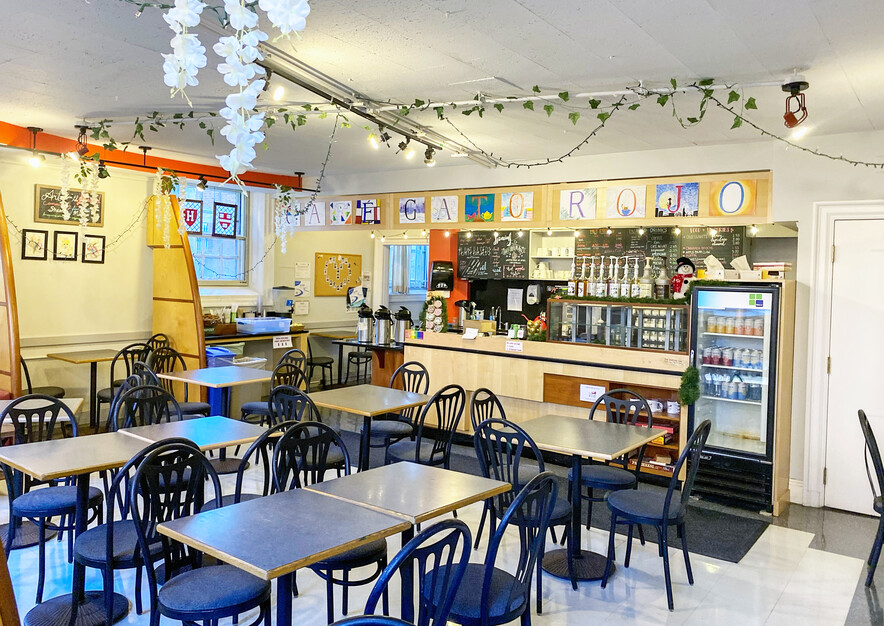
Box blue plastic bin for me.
[206,347,235,415]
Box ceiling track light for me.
[26,127,44,168]
[197,175,208,190]
[782,79,809,128]
[424,146,436,167]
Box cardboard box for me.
[463,320,498,334]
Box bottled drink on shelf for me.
[619,257,631,297]
[654,258,671,299]
[630,257,642,298]
[595,257,608,298]
[606,256,618,297]
[639,257,654,299]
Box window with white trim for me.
[388,244,429,295]
[181,186,248,284]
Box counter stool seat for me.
[96,387,114,403]
[12,485,103,517]
[424,564,526,624]
[344,351,372,385]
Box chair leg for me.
[679,523,694,585]
[36,519,46,603]
[521,606,532,626]
[637,523,646,546]
[549,526,558,544]
[659,525,674,611]
[342,569,349,615]
[475,501,489,550]
[600,513,617,588]
[326,570,335,623]
[624,523,634,568]
[869,516,884,586]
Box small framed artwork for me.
[21,229,48,260]
[53,231,78,261]
[82,234,106,264]
[212,202,238,238]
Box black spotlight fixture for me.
[97,161,110,179]
[424,146,436,167]
[197,175,208,191]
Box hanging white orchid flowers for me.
[59,157,73,221]
[79,161,100,231]
[161,0,311,179]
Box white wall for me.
[0,153,154,405]
[322,127,884,487]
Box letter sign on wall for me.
[710,180,756,217]
[559,188,597,220]
[605,185,646,219]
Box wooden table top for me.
[519,414,667,460]
[158,488,410,580]
[0,398,83,437]
[0,431,149,481]
[119,416,267,451]
[157,365,273,388]
[309,384,428,417]
[306,462,510,524]
[310,329,357,340]
[45,349,119,364]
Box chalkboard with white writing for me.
[34,184,104,227]
[457,230,529,279]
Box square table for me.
[46,349,119,430]
[158,488,410,626]
[157,366,273,473]
[119,415,268,452]
[0,432,151,626]
[306,462,510,621]
[309,384,429,471]
[519,414,667,589]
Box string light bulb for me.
[381,234,386,242]
[605,227,613,235]
[750,225,759,236]
[368,133,380,149]
[420,229,426,237]
[272,85,285,101]
[674,227,681,236]
[638,227,645,236]
[709,227,717,236]
[546,227,553,236]
[493,230,499,237]
[403,231,409,239]
[466,231,473,239]
[370,231,375,239]
[444,230,450,238]
[517,229,523,237]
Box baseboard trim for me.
[789,479,804,504]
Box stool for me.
[344,351,372,385]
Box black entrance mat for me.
[335,430,768,563]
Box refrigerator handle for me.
[690,349,695,365]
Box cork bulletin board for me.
[315,252,362,296]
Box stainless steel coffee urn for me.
[393,306,413,343]
[357,304,374,343]
[374,306,393,345]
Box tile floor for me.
[1,443,879,625]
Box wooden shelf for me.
[646,442,678,451]
[628,461,674,477]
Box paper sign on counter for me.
[505,340,523,352]
[462,328,479,340]
[579,384,605,403]
[273,335,293,349]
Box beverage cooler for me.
[688,284,782,512]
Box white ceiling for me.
[1,0,883,179]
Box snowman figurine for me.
[670,257,695,299]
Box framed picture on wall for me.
[53,231,78,261]
[82,234,106,264]
[34,184,104,227]
[21,229,48,260]
[212,202,237,238]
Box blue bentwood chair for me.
[1,396,104,603]
[346,519,471,626]
[74,438,195,622]
[240,357,308,426]
[859,409,884,586]
[473,419,571,614]
[601,419,712,611]
[130,441,271,626]
[363,361,430,456]
[332,617,415,626]
[386,384,466,469]
[423,472,559,626]
[272,421,388,623]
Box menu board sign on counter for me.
[680,226,744,268]
[457,230,529,279]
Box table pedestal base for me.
[0,521,57,550]
[24,591,129,626]
[542,549,612,582]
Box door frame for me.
[805,201,884,507]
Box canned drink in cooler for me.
[722,347,734,367]
[754,317,765,336]
[738,382,748,400]
[751,349,762,369]
[711,347,722,365]
[702,346,712,364]
[725,317,736,334]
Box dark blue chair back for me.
[231,420,299,502]
[663,420,712,521]
[129,442,221,594]
[0,394,77,444]
[146,333,171,351]
[473,418,543,511]
[469,388,506,431]
[149,347,197,401]
[589,388,653,428]
[111,384,181,430]
[483,472,558,620]
[272,362,308,391]
[109,342,153,387]
[278,348,307,371]
[272,421,351,491]
[390,361,429,423]
[364,519,470,626]
[269,385,321,425]
[413,384,465,466]
[860,410,884,501]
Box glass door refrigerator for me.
[688,284,781,511]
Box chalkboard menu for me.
[457,230,529,279]
[34,184,105,227]
[575,226,743,272]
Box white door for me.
[824,218,884,514]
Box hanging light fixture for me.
[197,175,208,191]
[424,146,436,167]
[73,125,89,159]
[782,78,809,128]
[397,138,415,160]
[97,161,110,179]
[26,127,44,168]
[546,227,553,236]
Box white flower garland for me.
[161,0,311,178]
[59,157,73,221]
[79,162,100,231]
[162,0,208,104]
[273,186,295,254]
[177,176,189,235]
[152,169,174,249]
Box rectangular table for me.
[0,397,83,437]
[157,366,273,473]
[119,415,268,452]
[46,349,119,430]
[306,462,510,621]
[0,432,151,626]
[158,488,410,626]
[309,384,429,471]
[520,414,666,588]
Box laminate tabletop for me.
[119,416,267,451]
[310,329,357,340]
[158,488,410,580]
[309,384,428,417]
[306,462,510,524]
[157,365,273,388]
[0,431,149,481]
[519,414,667,460]
[0,398,83,437]
[45,349,119,364]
